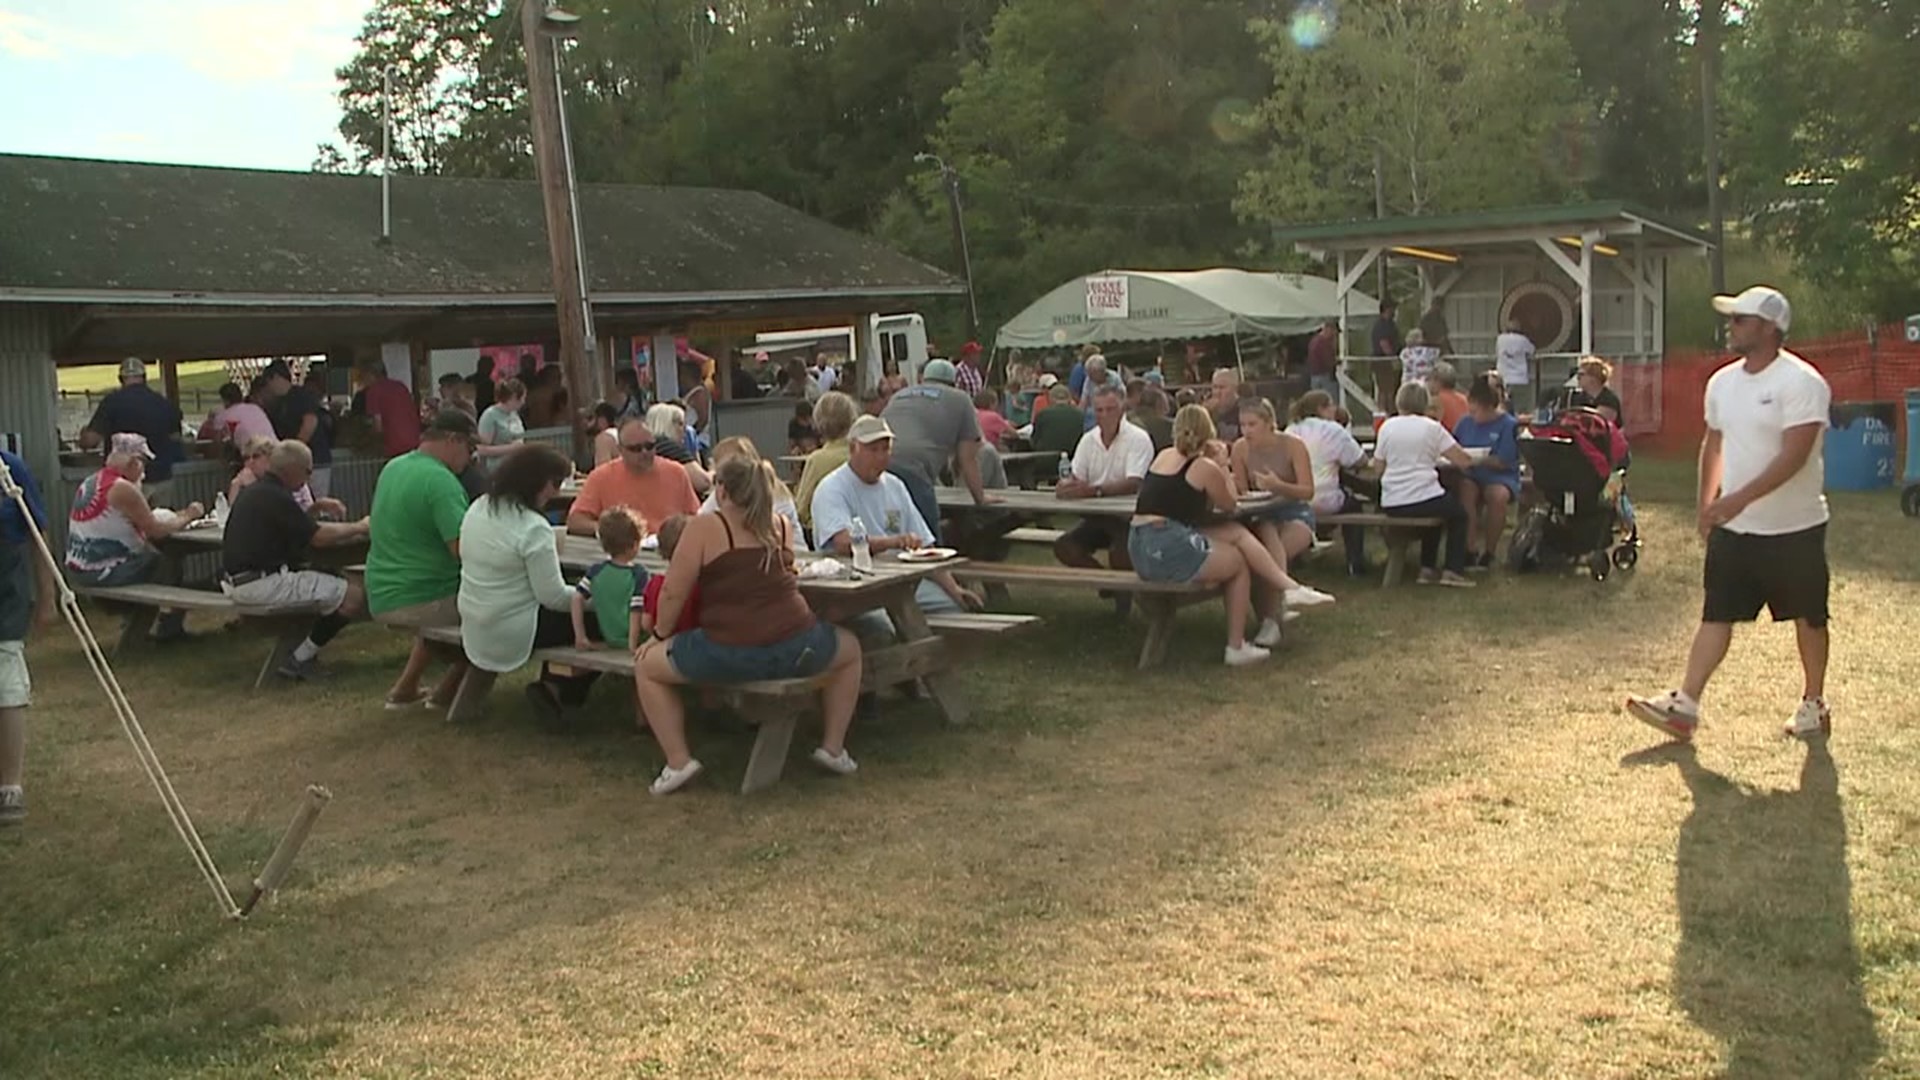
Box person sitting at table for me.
[64,433,206,642]
[1286,391,1371,578]
[1374,382,1475,588]
[639,514,699,640]
[1053,384,1153,575]
[1452,376,1521,571]
[812,416,984,629]
[366,411,479,709]
[645,403,713,497]
[974,389,1014,450]
[1027,383,1084,456]
[476,377,528,472]
[788,401,821,455]
[566,418,701,540]
[1230,398,1336,610]
[570,505,648,652]
[633,455,866,796]
[1128,406,1307,666]
[698,437,803,549]
[200,381,275,450]
[229,436,348,519]
[796,392,857,531]
[219,439,372,680]
[1129,385,1175,452]
[458,443,590,723]
[1426,361,1470,432]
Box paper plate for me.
[896,547,959,563]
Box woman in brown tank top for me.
[633,454,864,796]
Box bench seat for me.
[1318,513,1446,587]
[953,563,1218,669]
[72,583,326,687]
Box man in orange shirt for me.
[566,419,700,536]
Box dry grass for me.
[3,459,1918,1079]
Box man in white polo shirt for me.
[1053,383,1154,573]
[1628,286,1833,742]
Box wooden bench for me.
[1319,512,1444,587]
[417,625,951,794]
[71,584,326,689]
[954,563,1220,670]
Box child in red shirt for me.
[638,513,701,640]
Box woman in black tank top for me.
[1128,405,1334,667]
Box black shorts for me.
[1061,516,1128,552]
[1703,524,1829,627]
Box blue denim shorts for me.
[1247,500,1316,530]
[667,619,839,684]
[1128,520,1212,584]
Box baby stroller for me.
[1509,407,1641,580]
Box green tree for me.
[1237,0,1584,225]
[1725,0,1920,320]
[1561,0,1701,211]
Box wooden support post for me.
[446,668,498,724]
[881,587,969,725]
[739,702,799,795]
[1136,595,1178,670]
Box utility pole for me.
[520,0,595,461]
[917,153,980,342]
[1700,0,1726,299]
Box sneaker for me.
[810,747,859,776]
[1253,617,1284,648]
[1784,697,1832,740]
[649,759,705,796]
[1436,571,1477,589]
[1284,585,1336,609]
[1416,568,1441,586]
[384,690,428,711]
[1224,642,1272,667]
[1625,691,1700,741]
[0,786,24,825]
[276,656,329,681]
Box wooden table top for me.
[555,532,961,598]
[933,486,1282,521]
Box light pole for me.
[521,0,598,460]
[915,152,980,342]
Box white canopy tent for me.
[994,269,1378,366]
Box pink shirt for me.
[212,403,275,445]
[976,408,1014,448]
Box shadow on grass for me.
[1624,741,1882,1077]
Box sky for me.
[0,0,367,171]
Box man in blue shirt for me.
[0,448,56,824]
[79,358,183,496]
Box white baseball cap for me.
[1711,286,1791,333]
[848,415,895,444]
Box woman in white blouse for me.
[1373,382,1474,588]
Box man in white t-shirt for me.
[1628,286,1833,742]
[1053,384,1154,572]
[1493,321,1537,415]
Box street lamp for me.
[521,0,599,461]
[915,152,980,342]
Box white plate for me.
[896,547,959,563]
[1238,491,1276,502]
[1462,447,1491,463]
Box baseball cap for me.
[1711,286,1792,333]
[424,409,478,439]
[922,359,958,385]
[1037,373,1059,389]
[110,433,155,460]
[959,341,983,357]
[848,415,895,444]
[118,357,147,380]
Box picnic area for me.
[4,458,1912,1078]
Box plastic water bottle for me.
[1058,454,1072,484]
[212,491,230,524]
[849,515,873,573]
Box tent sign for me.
[1085,275,1130,320]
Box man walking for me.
[1627,286,1833,741]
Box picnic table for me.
[996,450,1063,490]
[933,485,1282,522]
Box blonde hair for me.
[1236,396,1277,429]
[1172,404,1217,456]
[1394,381,1431,417]
[1577,356,1613,384]
[711,435,796,507]
[239,434,276,460]
[715,455,782,563]
[812,391,858,440]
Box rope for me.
[0,456,241,920]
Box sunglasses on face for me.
[621,442,655,455]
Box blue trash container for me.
[1825,401,1897,492]
[1905,388,1920,484]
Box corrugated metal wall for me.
[0,305,60,487]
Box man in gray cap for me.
[78,358,184,500]
[880,358,997,540]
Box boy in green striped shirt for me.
[570,506,649,651]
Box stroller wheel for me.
[1612,545,1639,571]
[1508,514,1543,574]
[1587,551,1610,581]
[1904,484,1920,519]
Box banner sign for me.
[1085,275,1130,320]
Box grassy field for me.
[57,361,233,396]
[2,459,1916,1079]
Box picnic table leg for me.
[254,621,308,690]
[446,668,498,724]
[882,590,970,726]
[1382,528,1409,588]
[1136,595,1178,670]
[739,700,799,794]
[112,605,158,657]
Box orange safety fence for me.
[1628,323,1920,460]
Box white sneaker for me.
[1784,698,1831,740]
[1253,618,1284,647]
[1224,642,1271,667]
[1624,691,1700,741]
[810,747,859,775]
[1284,585,1336,609]
[649,758,705,796]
